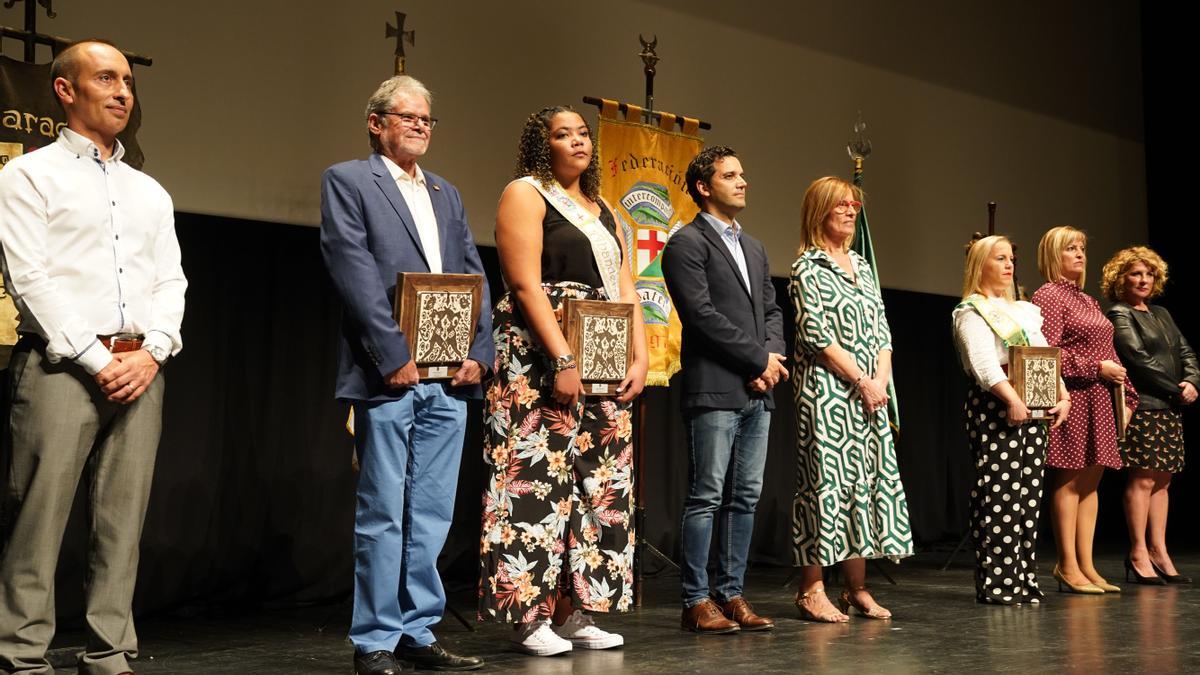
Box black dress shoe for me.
[399,642,484,671]
[355,650,412,674]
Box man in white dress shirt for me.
[0,40,186,674]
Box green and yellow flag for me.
[851,160,900,432]
[596,101,703,386]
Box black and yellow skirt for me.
[1121,408,1185,473]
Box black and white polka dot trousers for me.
[964,385,1047,604]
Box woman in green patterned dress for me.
[789,176,914,622]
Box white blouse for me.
[952,298,1049,391]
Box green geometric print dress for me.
[788,249,914,566]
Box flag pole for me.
[630,34,680,610]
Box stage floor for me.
[47,551,1200,673]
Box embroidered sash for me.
[519,176,622,302]
[958,294,1030,347]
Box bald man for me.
[0,40,186,674]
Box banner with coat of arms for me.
[596,101,703,386]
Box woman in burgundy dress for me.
[1032,226,1137,594]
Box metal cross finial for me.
[847,111,872,162]
[638,34,659,75]
[386,11,416,75]
[638,35,659,124]
[3,0,55,17]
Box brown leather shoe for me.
[681,598,740,634]
[721,596,775,631]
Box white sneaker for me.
[511,620,573,656]
[552,610,624,650]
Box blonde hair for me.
[962,235,1015,301]
[798,176,860,253]
[1037,225,1087,287]
[1100,246,1168,302]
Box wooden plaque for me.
[394,273,483,379]
[1008,346,1061,419]
[561,298,634,395]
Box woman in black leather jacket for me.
[1103,247,1200,584]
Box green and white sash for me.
[958,294,1030,347]
[519,176,622,303]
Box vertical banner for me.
[597,109,703,386]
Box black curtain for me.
[22,214,977,623]
[11,197,1196,623]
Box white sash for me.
[518,176,622,302]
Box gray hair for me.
[365,75,433,151]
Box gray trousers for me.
[0,344,163,675]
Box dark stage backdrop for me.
[12,212,1195,624]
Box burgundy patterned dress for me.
[1031,280,1138,469]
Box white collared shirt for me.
[380,156,441,274]
[699,212,751,292]
[0,128,187,374]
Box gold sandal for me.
[838,587,892,620]
[794,587,848,623]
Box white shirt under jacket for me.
[0,128,187,375]
[380,156,441,274]
[952,297,1049,391]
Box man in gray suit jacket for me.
[320,76,491,674]
[661,146,787,635]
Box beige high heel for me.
[838,586,892,620]
[1052,564,1104,594]
[794,587,848,623]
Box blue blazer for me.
[320,153,494,401]
[661,215,785,410]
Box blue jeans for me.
[349,383,467,653]
[679,400,771,607]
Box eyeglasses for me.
[832,199,862,214]
[378,111,438,129]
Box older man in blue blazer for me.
[321,75,492,674]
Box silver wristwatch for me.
[144,344,170,365]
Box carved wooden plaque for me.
[1008,346,1061,419]
[561,298,633,395]
[394,273,483,379]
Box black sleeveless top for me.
[540,196,622,289]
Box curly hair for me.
[1100,246,1168,302]
[513,106,601,202]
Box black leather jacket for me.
[1107,302,1200,410]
